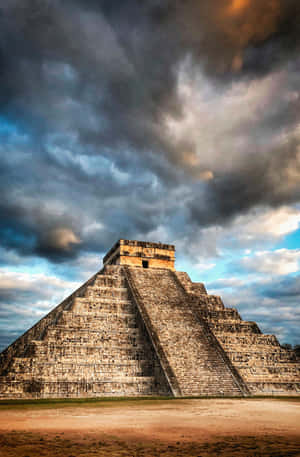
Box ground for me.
[0,397,299,456]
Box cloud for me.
[240,248,300,275]
[0,268,79,351]
[194,262,216,272]
[232,206,300,239]
[261,275,300,299]
[0,0,299,265]
[0,269,78,303]
[207,273,300,344]
[172,205,300,267]
[207,277,246,290]
[36,227,81,258]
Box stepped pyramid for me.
[0,239,299,398]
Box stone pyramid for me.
[0,239,299,398]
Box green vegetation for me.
[0,395,299,410]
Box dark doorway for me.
[142,260,149,268]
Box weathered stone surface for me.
[125,267,248,396]
[103,239,175,270]
[0,239,299,398]
[176,272,300,396]
[0,265,171,398]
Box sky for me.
[0,0,300,351]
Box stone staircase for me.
[125,267,246,397]
[176,272,300,395]
[0,266,170,398]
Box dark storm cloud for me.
[1,0,300,151]
[0,0,179,156]
[0,0,300,262]
[189,134,300,226]
[0,122,177,260]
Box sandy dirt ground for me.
[0,398,299,456]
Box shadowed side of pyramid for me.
[0,239,299,398]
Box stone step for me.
[11,357,154,366]
[175,272,207,295]
[247,382,300,394]
[202,304,227,312]
[8,360,157,379]
[43,333,149,346]
[73,297,135,314]
[244,377,300,384]
[85,286,129,300]
[238,366,300,378]
[211,321,261,334]
[28,354,155,364]
[12,357,153,371]
[58,312,138,329]
[102,265,125,275]
[62,310,138,319]
[189,283,207,295]
[94,276,126,288]
[0,377,168,398]
[196,295,225,310]
[206,318,243,325]
[87,286,128,292]
[201,309,241,321]
[217,334,280,347]
[180,385,241,396]
[30,340,148,351]
[43,330,149,347]
[228,351,298,364]
[223,345,286,354]
[240,363,300,372]
[74,297,132,305]
[26,344,156,360]
[6,372,157,382]
[29,342,152,359]
[25,376,156,383]
[45,326,142,336]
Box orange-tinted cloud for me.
[177,0,283,75]
[224,0,281,45]
[228,0,251,15]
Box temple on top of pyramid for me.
[0,239,299,399]
[103,239,175,270]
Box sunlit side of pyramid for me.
[0,239,299,398]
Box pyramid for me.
[0,239,299,398]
